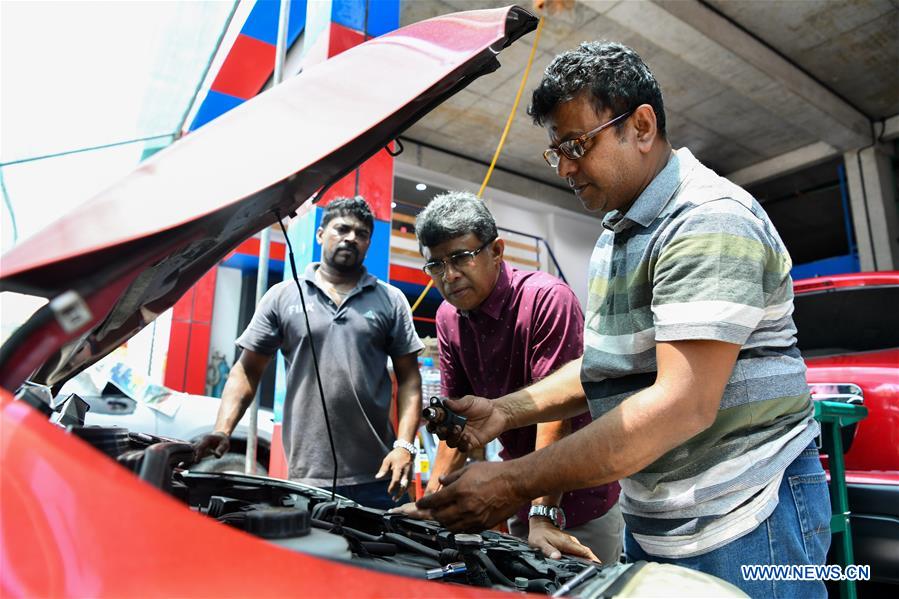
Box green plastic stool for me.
[814,400,868,599]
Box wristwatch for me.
[528,504,566,530]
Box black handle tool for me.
[422,396,467,433]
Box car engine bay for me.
[13,386,745,597]
[64,420,640,596]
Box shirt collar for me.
[459,261,512,321]
[302,262,376,291]
[601,147,698,233]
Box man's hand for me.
[427,395,508,453]
[416,461,527,531]
[527,518,598,561]
[193,432,230,462]
[376,447,413,501]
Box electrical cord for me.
[276,211,339,501]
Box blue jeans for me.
[333,480,409,510]
[625,444,831,598]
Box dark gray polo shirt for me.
[236,263,424,487]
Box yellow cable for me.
[412,16,545,314]
[477,16,545,199]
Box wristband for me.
[393,439,417,456]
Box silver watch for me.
[528,504,566,530]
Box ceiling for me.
[397,0,899,215]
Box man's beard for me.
[326,246,360,272]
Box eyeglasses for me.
[422,238,495,278]
[543,110,633,169]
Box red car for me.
[0,6,742,598]
[794,272,899,586]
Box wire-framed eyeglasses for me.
[422,238,495,278]
[543,111,633,169]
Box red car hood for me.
[0,6,537,392]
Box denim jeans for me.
[625,444,831,598]
[333,480,409,510]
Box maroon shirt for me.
[437,262,620,529]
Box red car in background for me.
[793,271,899,586]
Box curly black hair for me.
[320,196,375,232]
[528,41,666,138]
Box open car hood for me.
[0,6,537,392]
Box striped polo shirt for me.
[582,147,818,558]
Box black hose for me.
[474,552,516,588]
[383,532,441,560]
[310,518,384,543]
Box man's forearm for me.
[507,381,714,501]
[530,419,568,508]
[497,358,589,431]
[395,375,422,444]
[213,364,260,436]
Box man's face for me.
[544,93,643,214]
[316,215,372,272]
[422,233,503,312]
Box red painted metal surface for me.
[328,21,366,58]
[211,33,277,99]
[843,471,899,486]
[0,391,499,598]
[795,272,899,473]
[227,237,287,261]
[358,145,396,221]
[793,270,899,293]
[390,264,431,287]
[0,10,540,595]
[268,422,289,479]
[0,7,528,280]
[0,6,535,394]
[805,348,899,472]
[165,269,217,395]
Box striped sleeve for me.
[651,199,791,346]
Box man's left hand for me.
[416,461,528,531]
[376,447,413,501]
[527,518,599,561]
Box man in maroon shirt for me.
[396,191,622,563]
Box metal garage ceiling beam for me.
[593,0,872,184]
[726,142,838,187]
[882,114,899,141]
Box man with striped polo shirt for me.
[418,42,829,596]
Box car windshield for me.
[793,284,899,357]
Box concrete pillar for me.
[843,143,899,271]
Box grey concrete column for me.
[842,143,899,271]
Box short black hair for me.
[320,196,374,232]
[528,41,666,138]
[415,191,497,249]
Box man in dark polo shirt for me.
[395,191,622,563]
[194,197,424,509]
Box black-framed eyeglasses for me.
[543,110,633,169]
[422,238,495,278]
